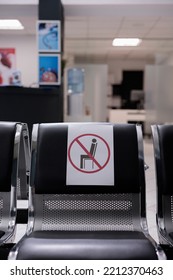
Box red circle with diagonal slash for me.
[68,133,110,173]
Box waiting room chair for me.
[151,124,173,253]
[0,122,29,249]
[9,122,166,260]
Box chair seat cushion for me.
[0,230,5,238]
[16,231,158,260]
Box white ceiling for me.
[0,0,173,62]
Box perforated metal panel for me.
[171,196,173,224]
[33,193,140,231]
[0,192,11,231]
[17,178,21,199]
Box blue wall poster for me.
[37,20,61,52]
[39,54,61,85]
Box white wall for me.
[1,34,161,123]
[145,64,173,129]
[0,35,37,87]
[163,54,173,66]
[1,34,152,86]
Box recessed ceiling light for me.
[112,38,142,47]
[0,20,24,30]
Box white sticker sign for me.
[66,124,114,185]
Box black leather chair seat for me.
[0,231,5,238]
[16,231,157,260]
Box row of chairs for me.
[0,121,173,260]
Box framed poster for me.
[37,20,61,52]
[38,54,61,85]
[0,48,17,85]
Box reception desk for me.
[0,86,63,136]
[109,109,146,124]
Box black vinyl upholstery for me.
[34,123,140,194]
[0,231,5,238]
[9,122,164,260]
[16,231,157,260]
[153,125,173,195]
[152,124,173,247]
[0,122,16,192]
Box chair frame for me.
[152,124,173,247]
[0,123,25,245]
[17,123,30,200]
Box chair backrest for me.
[151,124,173,245]
[0,122,29,244]
[27,123,147,234]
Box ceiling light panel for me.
[0,19,24,30]
[112,38,142,46]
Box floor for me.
[14,138,159,243]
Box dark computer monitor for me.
[112,84,121,96]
